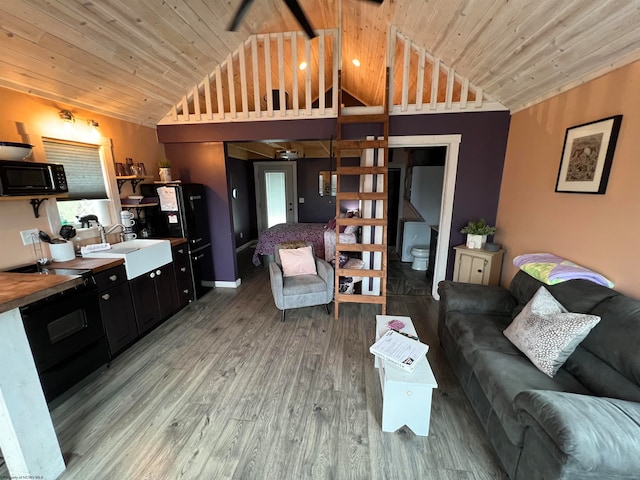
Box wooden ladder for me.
[333,68,390,319]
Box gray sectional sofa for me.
[437,271,640,480]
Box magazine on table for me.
[370,330,429,373]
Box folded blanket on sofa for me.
[513,253,614,288]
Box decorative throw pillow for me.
[344,225,359,235]
[503,286,600,377]
[279,246,317,277]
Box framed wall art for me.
[555,115,622,194]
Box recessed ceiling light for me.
[299,61,307,70]
[352,59,361,67]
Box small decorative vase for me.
[466,234,487,249]
[159,167,172,182]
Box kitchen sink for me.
[82,239,172,279]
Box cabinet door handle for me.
[178,248,184,254]
[183,289,189,294]
[180,267,187,272]
[102,293,110,300]
[156,269,162,275]
[109,275,118,281]
[150,272,155,278]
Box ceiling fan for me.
[227,0,384,39]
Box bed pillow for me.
[325,217,337,230]
[279,246,317,277]
[503,286,600,377]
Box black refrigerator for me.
[141,183,214,299]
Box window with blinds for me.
[42,140,107,200]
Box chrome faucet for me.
[99,224,126,243]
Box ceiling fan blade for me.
[227,0,255,31]
[283,0,317,39]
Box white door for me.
[254,161,298,233]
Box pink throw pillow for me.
[279,246,317,277]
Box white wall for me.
[410,166,444,225]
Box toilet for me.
[410,245,429,271]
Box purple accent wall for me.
[158,110,510,281]
[163,142,237,282]
[391,111,511,278]
[227,157,257,248]
[297,157,360,222]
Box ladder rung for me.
[337,268,385,278]
[338,114,388,124]
[335,293,386,305]
[336,217,387,226]
[336,140,387,149]
[336,192,386,201]
[337,166,388,175]
[336,243,387,253]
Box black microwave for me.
[0,160,68,196]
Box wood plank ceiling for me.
[1,0,640,128]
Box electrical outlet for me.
[20,229,40,245]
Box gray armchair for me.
[269,242,334,321]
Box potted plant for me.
[158,158,172,182]
[460,218,496,249]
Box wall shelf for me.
[0,194,69,218]
[116,175,154,194]
[121,202,158,216]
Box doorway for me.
[253,161,298,233]
[388,135,462,300]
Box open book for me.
[370,330,429,373]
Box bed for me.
[252,222,357,266]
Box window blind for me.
[43,140,107,200]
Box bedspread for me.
[252,223,357,266]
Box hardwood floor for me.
[2,261,507,480]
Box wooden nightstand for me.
[453,245,505,286]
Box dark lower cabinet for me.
[130,263,178,335]
[172,243,194,308]
[94,265,138,356]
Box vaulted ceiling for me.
[1,0,640,128]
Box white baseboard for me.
[213,279,241,288]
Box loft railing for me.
[159,29,339,124]
[159,26,505,125]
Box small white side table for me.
[374,315,438,436]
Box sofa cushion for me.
[509,270,619,318]
[472,349,590,446]
[504,287,601,377]
[563,346,640,402]
[282,274,326,295]
[579,295,640,388]
[444,312,519,364]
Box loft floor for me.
[2,261,506,479]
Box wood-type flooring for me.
[2,257,507,480]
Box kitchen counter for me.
[0,273,83,314]
[51,256,124,273]
[167,237,188,247]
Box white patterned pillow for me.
[503,286,600,377]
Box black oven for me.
[15,267,109,401]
